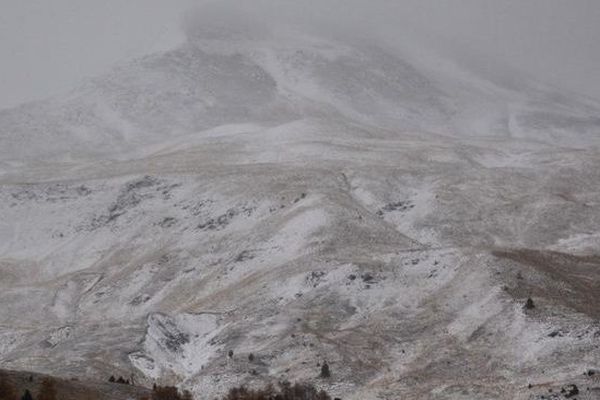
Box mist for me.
[1,0,600,110]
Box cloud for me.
[1,0,599,108]
[179,0,600,101]
[182,1,270,41]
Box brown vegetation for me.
[151,385,193,400]
[1,369,335,400]
[224,382,331,400]
[0,370,151,400]
[0,377,18,400]
[493,248,600,318]
[37,378,57,400]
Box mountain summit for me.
[1,27,599,164]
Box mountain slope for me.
[1,28,600,400]
[1,32,599,164]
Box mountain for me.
[0,27,599,400]
[2,30,600,164]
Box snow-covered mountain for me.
[1,25,599,400]
[2,29,600,164]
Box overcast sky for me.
[1,0,600,110]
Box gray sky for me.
[1,0,600,110]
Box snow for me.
[0,22,599,400]
[134,313,223,378]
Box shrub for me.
[224,382,331,400]
[152,385,192,400]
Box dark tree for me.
[21,389,33,400]
[524,297,535,310]
[248,353,255,362]
[564,384,579,398]
[109,375,116,383]
[320,362,331,378]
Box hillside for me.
[1,23,600,400]
[0,369,150,400]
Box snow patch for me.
[132,313,224,379]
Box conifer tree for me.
[320,361,331,378]
[21,389,33,400]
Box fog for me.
[1,0,600,109]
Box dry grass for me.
[493,248,600,318]
[0,370,334,400]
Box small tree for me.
[524,297,535,310]
[109,376,116,383]
[320,362,331,378]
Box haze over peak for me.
[1,14,599,171]
[3,0,600,110]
